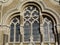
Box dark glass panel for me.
[43,22,49,41]
[16,23,20,42]
[24,21,31,41]
[29,18,34,22]
[33,16,37,19]
[13,18,17,23]
[49,22,55,41]
[24,11,30,16]
[25,16,29,19]
[10,23,14,42]
[33,21,40,41]
[32,11,39,16]
[27,6,34,11]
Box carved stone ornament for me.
[0,0,9,2]
[0,0,13,6]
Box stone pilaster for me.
[1,25,10,45]
[58,33,60,45]
[0,26,3,45]
[57,24,60,45]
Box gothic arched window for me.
[24,5,41,42]
[43,17,55,44]
[10,16,20,42]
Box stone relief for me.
[0,0,13,6]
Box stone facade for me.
[0,0,60,45]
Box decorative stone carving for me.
[1,25,10,35]
[0,0,13,6]
[0,0,9,2]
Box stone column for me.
[0,2,3,45]
[58,33,60,45]
[57,24,60,45]
[40,24,43,45]
[2,25,10,45]
[20,25,24,45]
[0,26,3,45]
[40,14,43,45]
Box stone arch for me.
[17,0,60,28]
[3,0,60,26]
[2,0,60,45]
[3,10,20,25]
[42,12,58,42]
[17,0,59,44]
[18,0,59,37]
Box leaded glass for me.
[43,18,55,42]
[43,22,49,41]
[10,23,14,42]
[10,16,20,42]
[13,18,17,23]
[24,22,31,41]
[33,21,40,41]
[49,22,55,41]
[16,23,20,42]
[24,5,40,42]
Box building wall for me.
[0,0,60,45]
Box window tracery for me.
[10,16,20,42]
[43,17,55,44]
[9,2,57,45]
[24,5,40,42]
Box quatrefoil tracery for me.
[24,6,40,23]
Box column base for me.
[5,43,8,45]
[20,42,23,45]
[56,42,58,45]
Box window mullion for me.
[48,22,50,45]
[30,23,33,42]
[14,24,16,43]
